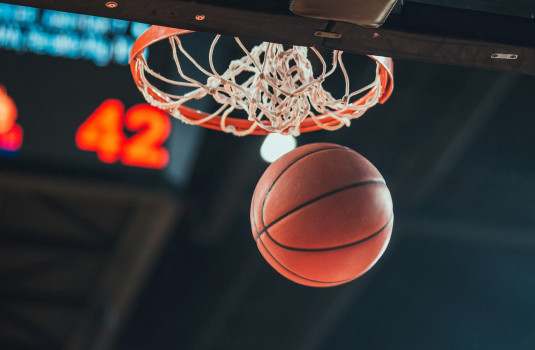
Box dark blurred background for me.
[1,3,535,350]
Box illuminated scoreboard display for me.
[0,4,202,187]
[0,4,148,65]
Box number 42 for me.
[76,99,171,169]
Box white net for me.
[134,35,385,136]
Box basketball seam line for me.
[257,234,358,285]
[255,179,386,242]
[252,155,352,285]
[252,145,386,285]
[254,187,348,284]
[260,212,393,252]
[260,145,348,232]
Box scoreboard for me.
[0,4,203,188]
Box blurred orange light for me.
[0,86,23,151]
[76,99,171,169]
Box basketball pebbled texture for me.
[250,143,393,287]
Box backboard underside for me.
[2,0,535,75]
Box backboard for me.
[2,0,535,75]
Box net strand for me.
[133,35,385,136]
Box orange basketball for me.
[250,143,393,287]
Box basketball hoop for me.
[130,26,394,136]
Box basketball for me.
[250,143,393,287]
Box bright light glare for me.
[260,133,297,163]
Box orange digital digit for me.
[76,99,125,163]
[0,124,23,151]
[0,86,18,134]
[0,86,23,151]
[122,104,171,169]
